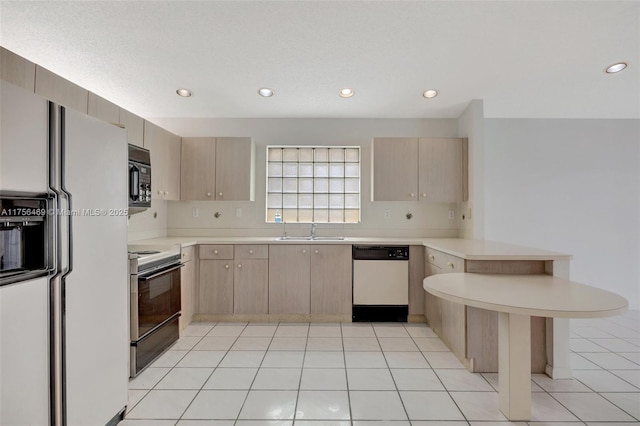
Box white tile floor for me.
[121,311,640,425]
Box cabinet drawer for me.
[181,246,196,262]
[234,245,268,259]
[425,248,464,273]
[199,245,234,260]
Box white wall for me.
[484,118,640,309]
[151,117,463,238]
[457,100,484,239]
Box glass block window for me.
[266,146,360,223]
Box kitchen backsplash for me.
[127,199,168,242]
[165,199,459,238]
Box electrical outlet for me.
[192,208,199,218]
[236,208,242,217]
[384,210,391,219]
[448,209,455,220]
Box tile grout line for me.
[403,322,471,425]
[287,322,309,424]
[231,322,279,424]
[175,321,247,423]
[126,322,216,420]
[340,322,354,426]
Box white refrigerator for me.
[0,80,129,425]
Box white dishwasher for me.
[352,245,409,322]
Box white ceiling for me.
[1,1,638,120]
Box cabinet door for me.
[438,252,466,358]
[1,47,36,92]
[310,245,352,315]
[35,65,88,113]
[181,137,215,200]
[87,92,119,124]
[144,121,165,200]
[424,261,442,334]
[199,260,234,314]
[164,131,181,200]
[234,259,269,314]
[215,137,254,201]
[418,138,463,202]
[119,108,144,147]
[408,245,425,315]
[179,258,195,330]
[372,138,418,201]
[268,245,310,314]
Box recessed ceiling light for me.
[176,88,192,97]
[423,89,439,99]
[258,88,274,97]
[605,62,628,74]
[339,88,355,98]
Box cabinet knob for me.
[410,193,415,198]
[429,255,435,260]
[314,249,319,254]
[447,262,455,268]
[302,249,307,254]
[214,250,219,255]
[237,263,242,269]
[206,192,212,197]
[224,264,229,269]
[182,253,186,258]
[157,190,163,195]
[218,192,223,197]
[164,191,169,195]
[422,193,427,197]
[249,249,254,254]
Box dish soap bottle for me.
[274,210,282,223]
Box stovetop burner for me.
[131,250,161,255]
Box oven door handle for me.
[138,263,184,281]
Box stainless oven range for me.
[129,245,182,377]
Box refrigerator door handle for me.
[60,106,73,277]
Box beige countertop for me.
[423,238,571,261]
[128,236,428,247]
[128,236,571,261]
[423,272,627,318]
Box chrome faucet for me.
[310,223,317,239]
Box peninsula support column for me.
[546,259,572,379]
[498,312,531,420]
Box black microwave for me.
[128,144,151,214]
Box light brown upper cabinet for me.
[181,137,255,201]
[1,47,36,92]
[144,121,181,200]
[119,108,144,147]
[418,138,464,202]
[372,138,419,201]
[87,92,119,125]
[35,65,88,113]
[372,137,467,202]
[181,137,216,200]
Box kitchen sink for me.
[277,236,346,241]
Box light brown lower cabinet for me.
[408,246,425,316]
[424,261,442,334]
[199,259,234,314]
[179,246,196,331]
[310,245,352,315]
[424,248,548,373]
[234,245,269,314]
[268,245,311,314]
